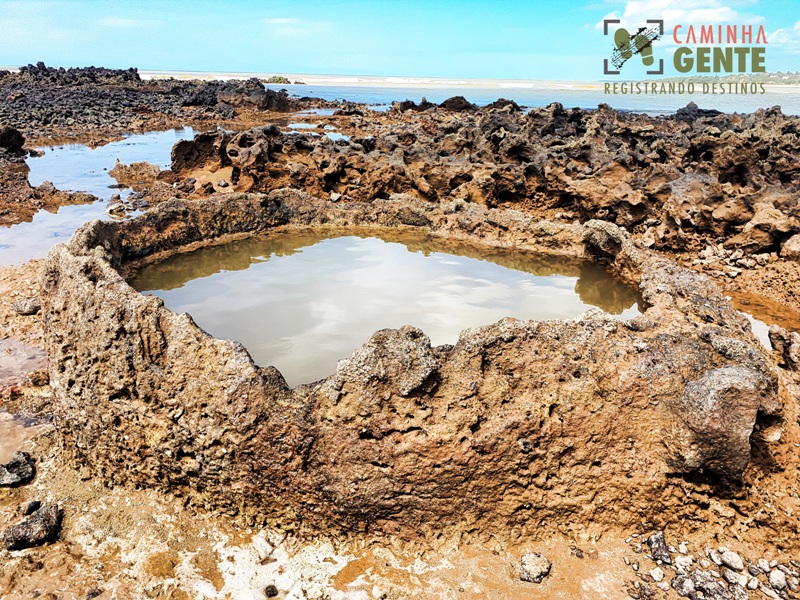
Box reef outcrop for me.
[41,190,790,541]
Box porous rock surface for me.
[0,63,311,141]
[170,102,800,257]
[42,190,787,539]
[2,503,62,551]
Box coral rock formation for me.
[41,191,788,541]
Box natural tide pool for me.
[0,127,197,266]
[129,230,644,387]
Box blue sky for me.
[0,0,798,80]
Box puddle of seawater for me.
[0,410,47,464]
[325,132,351,142]
[294,108,336,117]
[0,128,197,266]
[129,230,643,387]
[0,338,47,388]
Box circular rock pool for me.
[128,230,643,386]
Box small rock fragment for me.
[671,574,695,596]
[218,179,229,188]
[729,583,749,600]
[759,583,781,599]
[520,553,551,583]
[650,566,665,582]
[722,551,744,572]
[0,451,35,486]
[721,550,744,572]
[675,554,693,573]
[758,559,771,573]
[747,577,759,590]
[12,297,41,316]
[24,500,41,516]
[2,503,62,550]
[648,531,672,565]
[265,584,279,598]
[722,567,741,584]
[769,569,787,591]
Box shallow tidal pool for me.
[129,230,644,387]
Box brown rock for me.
[780,233,800,260]
[40,191,786,540]
[3,503,61,550]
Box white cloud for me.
[769,20,800,54]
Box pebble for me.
[650,567,665,582]
[747,577,759,590]
[11,296,41,315]
[758,559,771,573]
[770,560,778,569]
[106,202,126,214]
[678,542,689,555]
[722,567,740,584]
[699,558,712,569]
[648,531,672,565]
[721,550,744,572]
[769,569,787,591]
[520,553,551,584]
[218,179,229,188]
[675,555,693,573]
[748,565,761,576]
[2,503,62,550]
[759,583,781,599]
[788,576,799,592]
[0,452,36,486]
[708,549,723,566]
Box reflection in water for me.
[129,230,644,386]
[0,411,47,463]
[0,128,197,266]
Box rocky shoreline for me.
[0,65,799,599]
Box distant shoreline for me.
[2,66,799,93]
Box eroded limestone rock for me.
[41,190,786,539]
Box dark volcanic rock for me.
[0,126,24,151]
[648,531,672,565]
[2,503,62,551]
[439,95,477,111]
[0,451,35,487]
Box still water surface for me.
[0,128,196,266]
[130,231,644,387]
